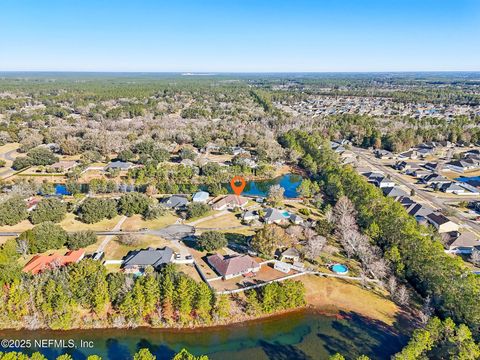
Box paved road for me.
[0,148,19,179]
[96,215,127,252]
[352,146,480,234]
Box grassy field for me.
[195,212,242,229]
[0,219,34,233]
[120,214,178,231]
[104,234,179,260]
[60,213,124,232]
[301,275,398,325]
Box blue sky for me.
[0,0,479,72]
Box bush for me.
[78,197,118,224]
[143,203,167,220]
[0,196,28,226]
[30,198,67,224]
[27,147,59,166]
[66,230,97,250]
[118,192,150,216]
[186,202,210,219]
[117,233,141,246]
[12,156,32,170]
[197,231,227,251]
[19,222,68,253]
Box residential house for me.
[424,162,440,172]
[426,213,459,233]
[442,231,480,254]
[411,169,432,179]
[207,254,260,280]
[281,247,301,262]
[192,191,210,203]
[242,210,259,222]
[122,247,174,273]
[421,173,450,186]
[445,159,480,173]
[274,260,292,274]
[49,160,78,173]
[263,208,289,224]
[23,249,85,275]
[289,213,304,225]
[161,195,189,210]
[374,149,393,159]
[438,182,465,195]
[211,195,248,211]
[382,187,409,199]
[105,161,134,171]
[398,150,418,160]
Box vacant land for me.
[301,275,398,325]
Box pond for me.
[54,184,71,196]
[0,310,408,360]
[225,173,303,198]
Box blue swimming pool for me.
[332,264,348,274]
[55,184,71,196]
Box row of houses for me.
[359,170,480,254]
[393,161,479,195]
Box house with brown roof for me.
[207,253,260,279]
[211,194,248,211]
[23,249,85,275]
[49,160,78,173]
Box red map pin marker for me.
[230,176,246,196]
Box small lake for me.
[456,176,480,188]
[0,311,407,360]
[225,173,303,198]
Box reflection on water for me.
[0,310,407,360]
[226,174,303,198]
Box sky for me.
[0,0,479,72]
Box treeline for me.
[244,280,306,315]
[0,261,230,330]
[318,114,480,152]
[0,348,207,360]
[280,130,480,333]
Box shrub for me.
[66,230,97,250]
[198,231,227,252]
[78,198,118,224]
[186,202,210,219]
[19,222,68,253]
[118,192,150,216]
[0,196,28,226]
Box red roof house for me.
[207,254,260,280]
[23,249,85,274]
[211,195,248,211]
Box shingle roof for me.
[123,247,173,268]
[207,254,259,277]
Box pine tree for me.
[214,294,230,320]
[194,282,213,323]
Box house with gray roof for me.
[192,191,209,203]
[263,208,289,224]
[105,161,135,171]
[161,195,189,209]
[382,186,409,199]
[442,231,480,254]
[122,247,174,273]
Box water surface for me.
[0,311,407,360]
